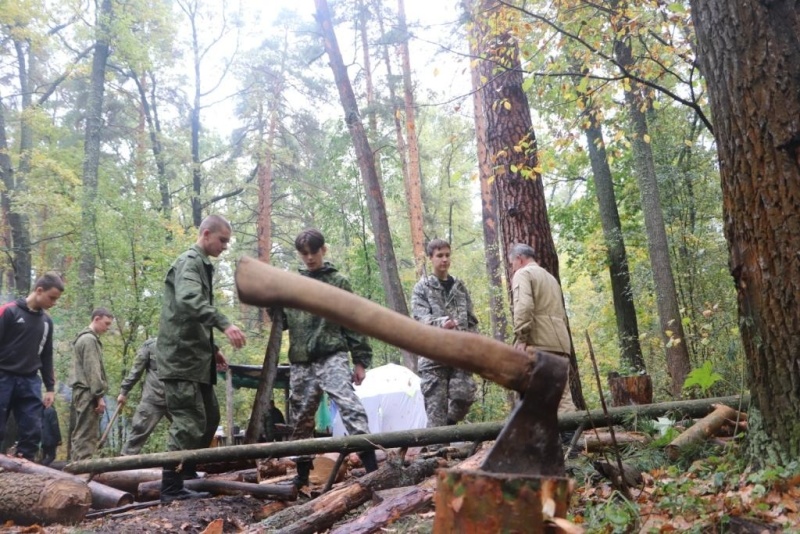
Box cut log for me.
[0,455,133,509]
[579,430,651,452]
[331,486,433,534]
[311,453,348,485]
[64,394,748,475]
[195,458,256,474]
[92,468,164,494]
[433,469,573,533]
[254,458,441,534]
[0,471,91,525]
[608,373,653,406]
[257,458,293,480]
[254,501,288,521]
[137,478,297,501]
[666,404,741,460]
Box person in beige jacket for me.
[508,244,576,413]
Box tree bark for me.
[396,0,427,278]
[471,0,585,408]
[608,373,653,406]
[132,70,171,218]
[689,0,800,466]
[0,455,132,509]
[259,458,440,534]
[92,468,163,494]
[666,404,740,460]
[467,10,509,345]
[64,395,746,474]
[137,478,297,501]
[330,486,433,534]
[582,98,645,372]
[0,472,91,526]
[613,25,691,395]
[314,0,415,370]
[78,0,113,312]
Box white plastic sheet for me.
[331,363,428,436]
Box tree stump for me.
[608,373,653,406]
[433,469,573,533]
[0,471,91,525]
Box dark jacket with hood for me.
[0,298,55,391]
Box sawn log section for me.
[64,395,747,475]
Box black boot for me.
[160,468,211,503]
[181,462,200,480]
[358,450,378,473]
[293,457,313,488]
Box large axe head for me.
[480,350,569,477]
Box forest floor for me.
[3,441,800,533]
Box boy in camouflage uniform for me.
[411,239,478,428]
[117,337,170,455]
[69,307,113,461]
[280,229,378,487]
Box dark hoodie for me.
[0,298,55,391]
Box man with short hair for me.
[280,229,378,487]
[411,239,478,428]
[117,337,169,455]
[157,214,246,502]
[0,272,64,461]
[70,307,114,461]
[508,243,576,413]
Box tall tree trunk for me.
[0,98,17,296]
[396,0,426,278]
[582,102,645,372]
[189,6,203,228]
[79,0,113,312]
[467,16,508,345]
[314,0,416,371]
[132,71,171,218]
[613,33,691,395]
[472,0,584,408]
[690,0,800,464]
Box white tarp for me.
[331,363,428,436]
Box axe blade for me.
[480,350,569,477]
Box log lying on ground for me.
[310,453,348,485]
[253,458,442,534]
[92,468,164,494]
[257,458,293,480]
[196,458,256,474]
[0,471,92,525]
[666,404,743,460]
[579,430,651,452]
[64,395,748,475]
[0,455,133,509]
[137,478,297,501]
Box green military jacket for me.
[71,328,108,399]
[283,262,372,368]
[120,337,166,406]
[156,244,231,384]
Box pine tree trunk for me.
[690,0,800,464]
[315,0,415,370]
[78,0,112,311]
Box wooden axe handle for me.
[234,256,535,394]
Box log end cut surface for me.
[0,472,91,525]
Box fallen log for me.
[579,430,651,452]
[311,453,348,486]
[137,478,297,501]
[196,458,256,474]
[0,471,92,525]
[0,455,133,509]
[257,458,293,480]
[92,468,164,494]
[330,486,433,534]
[64,394,748,475]
[666,404,742,460]
[253,458,441,534]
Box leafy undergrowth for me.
[570,449,800,533]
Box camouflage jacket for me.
[157,244,231,384]
[411,274,479,333]
[120,337,166,406]
[71,328,108,399]
[282,262,372,368]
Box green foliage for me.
[682,361,723,396]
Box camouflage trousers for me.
[289,352,369,440]
[69,387,101,461]
[122,398,171,455]
[419,359,477,428]
[163,379,219,452]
